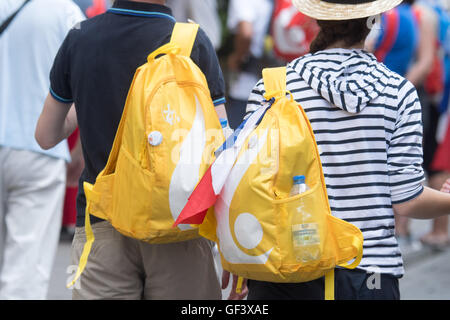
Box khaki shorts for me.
[71,221,221,300]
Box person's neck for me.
[326,40,365,51]
[129,0,166,5]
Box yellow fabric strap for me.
[262,67,287,100]
[170,22,199,57]
[66,182,96,288]
[338,236,364,270]
[323,237,363,300]
[325,269,335,300]
[83,181,101,204]
[236,276,244,294]
[147,43,180,61]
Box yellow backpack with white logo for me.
[68,23,224,287]
[199,67,364,300]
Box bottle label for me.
[292,223,320,246]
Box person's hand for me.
[66,136,84,187]
[221,270,248,300]
[67,154,84,187]
[441,178,450,193]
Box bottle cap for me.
[293,175,305,184]
[220,118,228,128]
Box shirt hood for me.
[290,48,391,113]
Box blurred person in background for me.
[166,0,222,50]
[0,0,84,299]
[60,129,84,242]
[271,0,319,64]
[367,0,419,77]
[74,0,107,16]
[225,0,273,129]
[422,116,450,249]
[395,0,449,247]
[420,0,450,250]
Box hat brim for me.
[292,0,404,20]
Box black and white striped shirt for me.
[246,48,425,277]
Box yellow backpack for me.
[68,23,224,287]
[199,67,364,300]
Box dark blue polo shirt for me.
[49,0,226,227]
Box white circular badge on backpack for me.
[148,131,163,146]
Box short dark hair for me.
[310,18,371,54]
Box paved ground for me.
[47,218,450,300]
[399,219,450,300]
[48,242,72,300]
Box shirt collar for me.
[110,1,175,21]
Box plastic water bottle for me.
[290,175,320,263]
[220,118,233,140]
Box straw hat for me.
[292,0,404,20]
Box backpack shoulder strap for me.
[170,22,199,57]
[262,67,287,100]
[0,0,31,36]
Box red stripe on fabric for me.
[375,9,400,63]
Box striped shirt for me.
[246,48,425,277]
